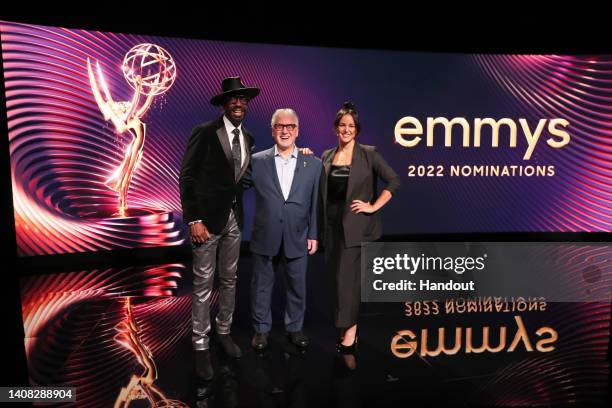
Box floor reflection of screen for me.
[19,253,611,407]
[20,264,201,407]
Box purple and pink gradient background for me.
[1,21,610,257]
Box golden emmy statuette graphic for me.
[87,44,177,217]
[113,298,188,407]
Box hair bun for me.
[342,101,355,110]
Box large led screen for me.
[2,21,610,256]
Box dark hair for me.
[334,101,360,135]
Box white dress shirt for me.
[274,144,298,200]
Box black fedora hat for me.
[210,76,260,106]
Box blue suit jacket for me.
[245,147,322,258]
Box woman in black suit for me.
[320,102,400,352]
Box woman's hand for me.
[350,200,376,214]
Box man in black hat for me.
[180,76,260,380]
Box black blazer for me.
[180,116,254,234]
[320,143,400,248]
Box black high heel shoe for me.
[336,333,358,353]
[336,340,357,353]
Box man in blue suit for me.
[245,108,322,350]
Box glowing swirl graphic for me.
[1,20,187,256]
[472,55,612,232]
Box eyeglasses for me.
[273,123,297,131]
[228,95,249,103]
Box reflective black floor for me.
[174,253,398,408]
[20,252,611,407]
